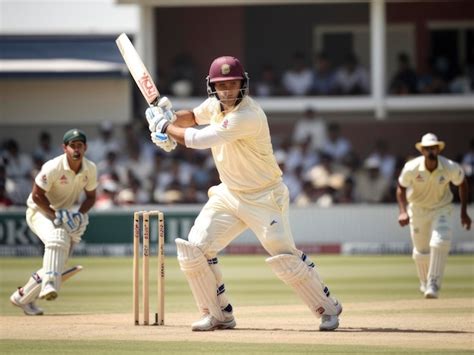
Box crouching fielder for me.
[146,56,342,331]
[10,129,97,315]
[397,133,471,299]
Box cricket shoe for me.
[39,282,58,301]
[191,311,236,331]
[10,290,43,316]
[319,299,343,331]
[424,282,439,299]
[419,282,427,294]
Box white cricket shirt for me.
[27,154,98,211]
[193,96,282,192]
[398,155,465,209]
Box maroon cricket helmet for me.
[208,56,245,83]
[206,56,250,100]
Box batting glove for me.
[150,132,177,153]
[146,97,176,133]
[53,209,78,233]
[146,106,168,133]
[157,97,177,123]
[72,212,89,230]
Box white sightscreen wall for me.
[0,78,131,125]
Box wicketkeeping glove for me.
[150,132,177,153]
[53,209,78,233]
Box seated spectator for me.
[461,138,474,202]
[285,137,319,175]
[333,53,370,95]
[449,64,471,94]
[97,150,124,182]
[0,165,13,208]
[334,177,355,204]
[275,150,302,202]
[304,153,348,196]
[159,180,184,204]
[118,174,150,205]
[35,131,61,162]
[94,177,119,210]
[366,139,396,179]
[122,142,153,186]
[311,52,336,95]
[0,180,13,208]
[353,156,390,203]
[281,51,313,96]
[1,139,32,205]
[292,107,328,151]
[254,64,281,97]
[322,122,352,163]
[417,58,447,94]
[294,181,316,207]
[390,52,418,94]
[87,120,121,163]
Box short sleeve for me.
[398,164,412,188]
[85,162,99,191]
[34,161,56,192]
[450,162,465,186]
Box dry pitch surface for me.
[2,299,472,351]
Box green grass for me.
[1,255,473,354]
[1,340,472,355]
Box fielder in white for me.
[146,56,342,331]
[397,133,471,299]
[10,129,97,315]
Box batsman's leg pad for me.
[412,249,429,288]
[42,228,70,292]
[428,240,451,288]
[266,254,337,317]
[208,257,231,310]
[16,270,44,305]
[176,238,224,321]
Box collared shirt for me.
[193,96,282,192]
[398,155,465,209]
[27,154,98,211]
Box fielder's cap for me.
[415,133,445,152]
[63,128,87,145]
[208,56,245,83]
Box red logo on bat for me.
[139,72,158,100]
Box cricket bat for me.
[116,33,160,106]
[62,265,83,282]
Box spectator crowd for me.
[1,117,472,210]
[163,51,473,98]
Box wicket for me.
[133,210,165,326]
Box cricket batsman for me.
[10,129,97,315]
[145,56,342,331]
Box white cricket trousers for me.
[408,204,453,253]
[188,182,300,258]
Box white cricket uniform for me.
[26,154,98,244]
[398,155,465,252]
[188,96,300,257]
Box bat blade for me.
[61,265,83,282]
[116,33,159,105]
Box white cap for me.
[415,133,445,152]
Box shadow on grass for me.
[232,327,472,334]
